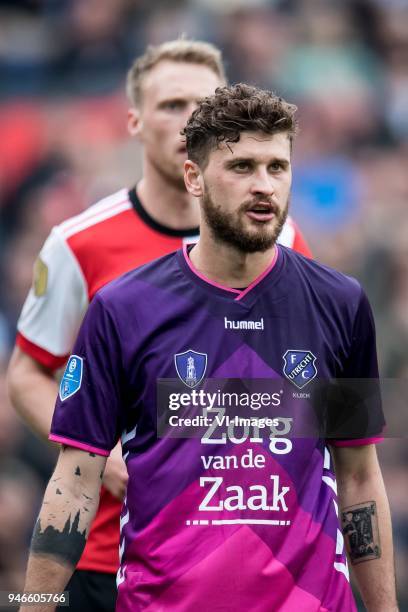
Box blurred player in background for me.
[7,41,311,611]
[21,84,396,612]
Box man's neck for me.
[137,163,199,230]
[189,230,276,288]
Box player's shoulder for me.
[40,188,130,253]
[280,245,363,304]
[38,189,133,265]
[56,188,131,240]
[278,214,297,247]
[97,250,179,306]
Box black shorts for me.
[59,569,117,612]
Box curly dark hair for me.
[182,83,298,167]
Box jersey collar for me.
[178,243,284,308]
[128,187,200,238]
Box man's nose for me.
[250,168,275,195]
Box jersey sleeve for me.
[328,288,385,447]
[16,227,89,370]
[49,293,126,456]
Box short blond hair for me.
[126,39,226,106]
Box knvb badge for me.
[174,349,207,388]
[283,350,317,389]
[59,355,83,401]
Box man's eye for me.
[163,101,184,110]
[270,162,283,171]
[233,162,250,172]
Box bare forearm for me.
[7,348,58,439]
[22,555,74,612]
[342,493,396,610]
[335,454,398,610]
[21,449,104,612]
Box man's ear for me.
[128,107,143,137]
[184,160,204,197]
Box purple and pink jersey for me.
[50,245,383,611]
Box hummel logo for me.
[224,317,264,331]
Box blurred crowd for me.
[0,0,407,609]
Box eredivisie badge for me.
[59,355,83,401]
[33,257,48,296]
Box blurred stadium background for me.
[0,0,407,609]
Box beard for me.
[201,187,289,254]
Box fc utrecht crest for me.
[174,349,207,388]
[283,350,317,389]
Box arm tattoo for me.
[31,511,86,567]
[341,500,381,564]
